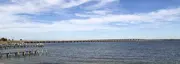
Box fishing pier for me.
[23,39,143,43]
[0,43,45,59]
[23,39,180,43]
[0,50,39,58]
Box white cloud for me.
[72,7,180,25]
[90,10,111,15]
[60,0,90,8]
[0,0,180,33]
[0,0,90,14]
[1,7,180,32]
[75,13,99,17]
[86,0,118,9]
[0,0,93,32]
[75,10,111,17]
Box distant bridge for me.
[23,39,150,43]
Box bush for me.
[0,37,8,41]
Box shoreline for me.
[1,39,180,44]
[0,41,22,45]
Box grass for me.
[0,41,22,44]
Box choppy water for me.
[1,41,180,64]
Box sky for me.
[0,0,180,40]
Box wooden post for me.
[22,52,25,56]
[0,52,2,58]
[29,51,32,55]
[15,52,19,56]
[6,53,9,57]
[34,50,38,54]
[15,52,17,56]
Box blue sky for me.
[0,0,180,40]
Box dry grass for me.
[0,41,22,44]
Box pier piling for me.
[0,50,42,58]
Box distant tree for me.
[0,37,8,41]
[20,39,22,41]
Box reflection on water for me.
[1,41,180,64]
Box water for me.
[1,41,180,64]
